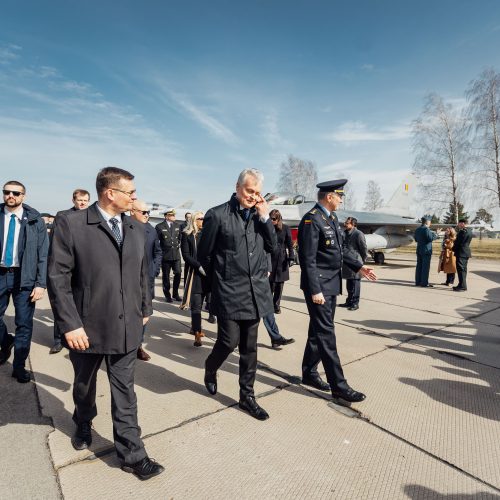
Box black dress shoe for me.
[302,375,330,392]
[122,456,165,480]
[271,337,295,348]
[421,284,434,288]
[239,396,269,420]
[453,286,466,292]
[347,305,359,311]
[173,295,182,302]
[338,302,350,308]
[0,334,15,365]
[331,387,366,403]
[274,306,281,314]
[204,370,217,395]
[207,314,217,324]
[71,421,93,450]
[12,367,31,383]
[165,297,173,303]
[49,343,63,354]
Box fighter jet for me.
[265,175,419,264]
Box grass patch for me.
[396,238,500,260]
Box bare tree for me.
[466,68,500,208]
[276,154,318,199]
[411,93,469,224]
[362,180,384,211]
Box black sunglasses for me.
[271,217,278,221]
[196,217,204,221]
[139,210,150,216]
[3,190,24,197]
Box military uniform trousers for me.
[161,259,181,299]
[456,257,469,290]
[415,254,432,286]
[302,293,348,392]
[346,278,361,307]
[69,349,146,465]
[205,318,259,399]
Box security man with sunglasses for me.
[298,179,376,403]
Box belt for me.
[0,267,19,273]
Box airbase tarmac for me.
[1,253,499,499]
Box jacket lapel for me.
[87,203,121,251]
[0,205,4,256]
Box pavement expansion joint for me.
[327,401,362,418]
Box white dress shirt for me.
[96,204,123,240]
[239,204,269,223]
[1,206,23,267]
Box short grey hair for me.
[237,168,264,186]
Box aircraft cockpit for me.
[264,193,307,205]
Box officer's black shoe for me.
[49,343,63,354]
[173,295,182,302]
[71,421,93,450]
[165,296,173,303]
[0,334,15,365]
[122,457,165,480]
[204,370,217,395]
[238,396,269,421]
[347,305,359,311]
[331,387,366,403]
[271,337,295,348]
[421,284,434,288]
[207,314,217,324]
[338,302,350,308]
[302,375,330,392]
[11,368,31,383]
[453,286,466,292]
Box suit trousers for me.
[456,257,469,289]
[0,268,36,370]
[262,313,281,341]
[205,318,259,399]
[346,278,361,306]
[270,281,284,309]
[415,253,432,286]
[69,349,146,465]
[302,294,348,392]
[190,292,203,332]
[161,259,181,298]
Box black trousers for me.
[205,318,259,399]
[190,293,203,332]
[69,349,146,465]
[270,281,284,309]
[456,257,469,289]
[346,278,361,306]
[162,259,181,298]
[445,273,455,285]
[302,294,348,392]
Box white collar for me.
[4,205,23,220]
[96,203,122,223]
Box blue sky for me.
[2,0,500,213]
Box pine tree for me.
[442,202,469,224]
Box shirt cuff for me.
[260,215,270,223]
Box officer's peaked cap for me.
[316,179,348,194]
[164,209,176,215]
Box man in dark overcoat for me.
[452,219,472,292]
[156,209,182,302]
[414,216,438,287]
[298,179,376,403]
[340,217,368,311]
[47,167,164,480]
[197,168,277,420]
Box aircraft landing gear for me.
[373,251,385,265]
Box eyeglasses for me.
[110,188,136,198]
[139,210,150,216]
[271,217,277,221]
[3,190,24,197]
[196,217,204,221]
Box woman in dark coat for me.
[269,209,294,313]
[180,211,208,346]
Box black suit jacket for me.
[269,223,294,283]
[197,194,277,320]
[144,222,162,280]
[180,231,205,294]
[453,228,472,259]
[298,203,362,296]
[47,202,152,354]
[156,220,181,261]
[342,227,368,280]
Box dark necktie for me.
[241,208,250,221]
[5,214,16,266]
[109,218,122,246]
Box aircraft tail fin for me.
[374,174,416,218]
[177,200,194,209]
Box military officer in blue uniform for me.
[414,215,439,287]
[298,179,377,403]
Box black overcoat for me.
[453,228,472,258]
[155,220,181,261]
[342,227,368,280]
[180,231,205,295]
[144,222,162,280]
[269,223,294,283]
[298,203,362,296]
[197,194,277,320]
[47,203,152,354]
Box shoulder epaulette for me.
[309,208,318,215]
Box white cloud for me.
[320,160,360,174]
[261,112,292,150]
[0,43,21,64]
[360,64,375,71]
[325,121,411,143]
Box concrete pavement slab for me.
[57,386,499,500]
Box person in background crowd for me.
[156,209,182,303]
[179,212,192,233]
[340,217,367,311]
[0,180,48,382]
[198,168,277,420]
[180,211,207,347]
[414,215,439,288]
[49,188,91,354]
[453,219,472,292]
[130,200,162,361]
[438,227,456,286]
[48,167,164,480]
[268,209,294,314]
